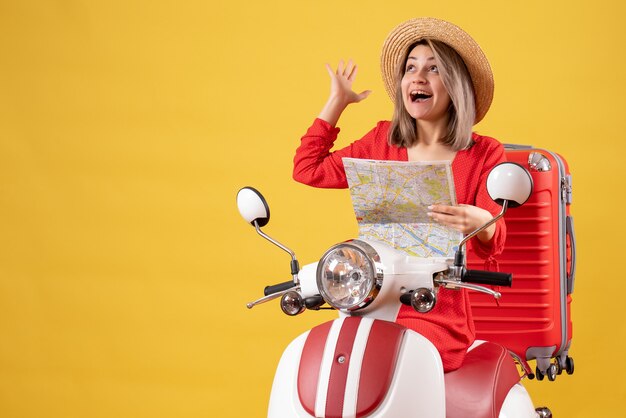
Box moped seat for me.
[444,342,521,418]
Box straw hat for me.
[380,17,494,124]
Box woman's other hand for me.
[318,60,371,127]
[427,204,496,243]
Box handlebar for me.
[462,270,512,287]
[264,280,296,296]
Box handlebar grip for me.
[263,281,296,296]
[462,270,512,287]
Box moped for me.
[237,162,552,418]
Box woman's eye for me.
[429,65,439,73]
[405,65,415,72]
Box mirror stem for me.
[254,220,300,284]
[455,200,509,269]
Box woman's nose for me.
[410,71,427,84]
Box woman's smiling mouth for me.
[409,90,433,102]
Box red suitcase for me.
[467,145,576,381]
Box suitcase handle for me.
[462,270,512,287]
[566,215,576,294]
[503,143,534,150]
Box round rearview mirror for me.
[237,187,270,227]
[486,162,533,208]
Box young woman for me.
[292,17,506,372]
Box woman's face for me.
[400,44,451,123]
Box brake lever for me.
[434,278,501,299]
[246,287,301,309]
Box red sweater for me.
[293,118,507,372]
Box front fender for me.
[268,317,446,418]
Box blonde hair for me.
[388,39,476,151]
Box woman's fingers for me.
[328,59,357,78]
[427,204,497,244]
[427,204,493,234]
[325,63,335,77]
[357,90,372,101]
[323,60,371,106]
[428,211,462,228]
[336,59,344,75]
[346,60,357,80]
[428,204,457,216]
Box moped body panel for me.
[268,317,446,418]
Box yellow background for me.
[0,0,624,416]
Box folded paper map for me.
[343,157,462,258]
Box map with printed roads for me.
[343,158,462,258]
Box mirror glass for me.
[237,187,270,227]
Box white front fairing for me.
[267,331,312,417]
[282,240,537,418]
[268,317,446,418]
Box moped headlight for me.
[316,240,383,311]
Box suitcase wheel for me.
[535,366,544,381]
[565,356,575,375]
[555,359,563,375]
[555,355,575,376]
[535,363,558,381]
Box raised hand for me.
[326,60,371,105]
[318,59,372,127]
